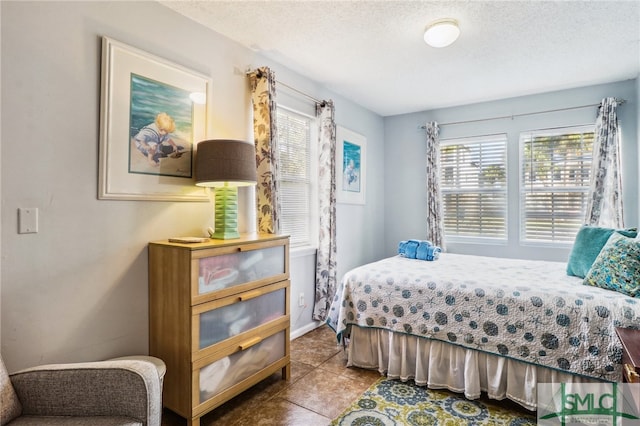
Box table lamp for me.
[195,139,257,239]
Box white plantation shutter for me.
[277,107,316,247]
[440,134,507,239]
[520,125,595,243]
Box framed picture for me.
[336,126,366,205]
[99,36,211,201]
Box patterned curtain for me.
[248,67,281,233]
[312,101,337,322]
[425,122,446,249]
[584,97,624,228]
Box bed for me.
[327,250,640,411]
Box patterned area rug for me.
[330,378,537,425]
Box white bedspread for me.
[327,254,640,382]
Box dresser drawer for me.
[194,240,287,302]
[193,281,288,353]
[196,329,286,404]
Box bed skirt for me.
[346,326,604,411]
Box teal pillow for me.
[566,226,637,278]
[583,233,640,297]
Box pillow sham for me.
[566,225,637,278]
[583,232,640,297]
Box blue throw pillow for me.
[566,225,637,278]
[583,233,640,297]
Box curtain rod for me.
[246,70,321,104]
[277,80,322,104]
[420,98,627,128]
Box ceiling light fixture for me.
[424,18,460,48]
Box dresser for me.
[148,234,290,426]
[615,327,640,383]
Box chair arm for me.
[10,359,161,426]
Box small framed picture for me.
[336,126,366,205]
[99,37,211,201]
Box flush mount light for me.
[424,18,460,48]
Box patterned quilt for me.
[327,254,640,382]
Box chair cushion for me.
[0,356,22,426]
[6,416,141,426]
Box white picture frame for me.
[99,36,211,201]
[336,126,366,205]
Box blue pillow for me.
[583,233,640,297]
[566,226,637,278]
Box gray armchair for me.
[1,354,165,426]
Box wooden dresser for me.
[149,234,290,426]
[615,327,640,383]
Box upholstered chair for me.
[1,354,165,426]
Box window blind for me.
[277,108,313,247]
[440,134,508,239]
[520,125,594,243]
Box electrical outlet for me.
[298,292,305,307]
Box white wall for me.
[0,1,385,371]
[384,80,639,261]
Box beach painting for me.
[129,74,193,178]
[342,140,361,193]
[336,126,366,204]
[99,36,211,201]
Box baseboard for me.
[290,320,323,340]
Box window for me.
[520,125,595,243]
[276,106,318,248]
[440,134,507,240]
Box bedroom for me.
[0,0,638,425]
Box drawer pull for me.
[624,363,639,382]
[239,290,263,301]
[239,336,262,351]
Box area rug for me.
[330,378,537,425]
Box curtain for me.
[248,66,281,234]
[425,122,445,249]
[584,97,624,228]
[312,100,337,322]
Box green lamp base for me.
[211,185,240,239]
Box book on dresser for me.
[148,233,291,426]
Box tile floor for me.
[161,325,379,426]
[160,325,532,425]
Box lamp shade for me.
[195,139,257,187]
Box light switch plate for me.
[18,208,38,234]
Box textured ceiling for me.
[160,1,640,116]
